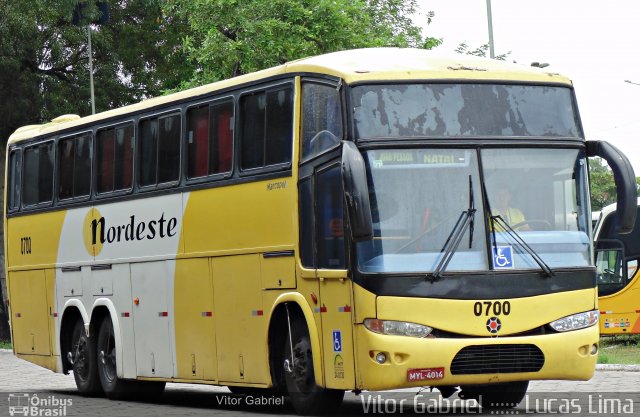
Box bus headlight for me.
[364,319,433,338]
[549,310,599,332]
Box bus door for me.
[298,80,354,388]
[315,163,355,389]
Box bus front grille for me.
[450,344,544,375]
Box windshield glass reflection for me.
[356,148,592,274]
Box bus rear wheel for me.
[282,315,344,415]
[69,319,102,396]
[460,381,529,409]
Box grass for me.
[0,339,11,350]
[598,335,640,364]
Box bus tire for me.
[96,315,132,400]
[460,380,529,409]
[282,315,344,415]
[70,319,102,396]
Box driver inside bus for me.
[493,186,529,230]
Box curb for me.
[596,364,640,372]
[0,349,12,353]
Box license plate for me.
[407,367,445,381]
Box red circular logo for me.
[486,317,502,334]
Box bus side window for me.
[628,259,638,280]
[301,83,342,162]
[265,88,293,166]
[7,150,21,211]
[58,133,91,200]
[23,142,54,206]
[212,101,233,173]
[139,113,180,187]
[187,105,209,178]
[240,86,292,171]
[187,99,234,179]
[158,115,181,183]
[316,165,345,269]
[97,124,134,194]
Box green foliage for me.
[455,42,510,61]
[162,0,441,88]
[589,157,617,211]
[0,0,188,141]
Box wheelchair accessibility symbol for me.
[493,246,514,269]
[333,330,342,352]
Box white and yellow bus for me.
[4,48,637,413]
[593,198,640,334]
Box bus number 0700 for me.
[473,301,510,316]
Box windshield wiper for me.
[491,215,554,278]
[430,176,475,281]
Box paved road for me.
[1,351,639,416]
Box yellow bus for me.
[4,48,637,413]
[594,199,640,334]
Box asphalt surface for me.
[1,350,639,416]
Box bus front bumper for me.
[355,324,598,391]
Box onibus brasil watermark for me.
[8,394,72,417]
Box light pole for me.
[87,26,95,115]
[486,0,495,58]
[72,1,109,115]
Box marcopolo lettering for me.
[91,213,178,245]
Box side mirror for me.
[587,140,637,234]
[341,142,373,242]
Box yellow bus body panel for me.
[6,210,64,371]
[174,258,218,381]
[599,274,640,334]
[7,210,66,269]
[182,179,295,255]
[355,324,598,390]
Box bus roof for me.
[7,47,573,146]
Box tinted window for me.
[23,142,54,206]
[302,83,342,161]
[139,114,180,186]
[316,165,345,269]
[187,99,234,178]
[353,84,580,139]
[7,150,21,211]
[299,178,314,267]
[240,86,292,170]
[58,133,92,200]
[97,124,134,194]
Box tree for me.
[589,157,617,211]
[455,42,510,61]
[0,0,189,342]
[0,0,189,141]
[162,0,441,88]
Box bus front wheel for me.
[69,319,102,396]
[282,315,344,415]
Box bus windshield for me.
[352,84,580,139]
[356,148,592,274]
